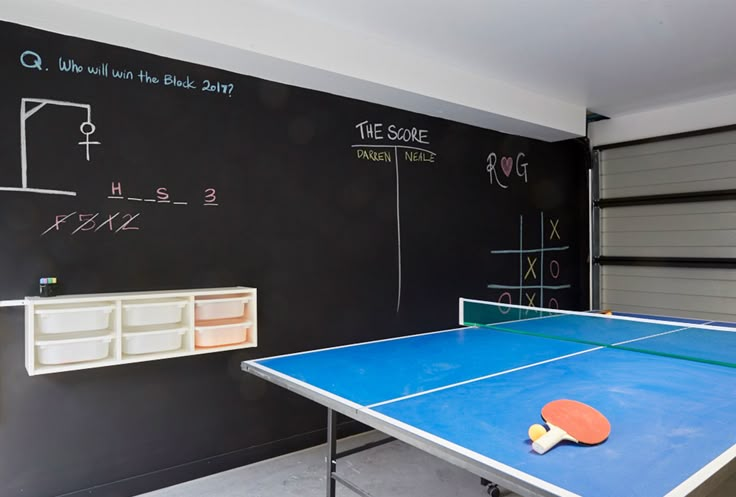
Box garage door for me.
[594,127,736,322]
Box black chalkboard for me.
[0,20,589,497]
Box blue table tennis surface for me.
[245,311,736,497]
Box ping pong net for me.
[459,298,736,368]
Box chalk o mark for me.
[549,260,560,279]
[548,298,559,309]
[498,292,513,314]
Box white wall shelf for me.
[24,286,257,375]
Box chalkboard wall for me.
[0,21,589,497]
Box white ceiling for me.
[5,0,736,141]
[265,0,736,117]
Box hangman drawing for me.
[0,98,100,196]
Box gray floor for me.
[138,431,516,497]
[139,430,736,497]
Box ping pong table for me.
[241,298,736,497]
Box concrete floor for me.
[139,430,736,497]
[138,431,516,497]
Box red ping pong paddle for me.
[532,399,610,454]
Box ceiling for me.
[264,0,736,117]
[5,0,736,141]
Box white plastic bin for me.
[123,327,186,355]
[35,304,114,334]
[195,296,250,321]
[36,336,112,365]
[195,320,251,348]
[122,299,187,327]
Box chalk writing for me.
[108,182,218,207]
[355,121,429,144]
[202,80,235,96]
[486,152,528,189]
[20,50,46,71]
[352,120,437,312]
[404,150,435,163]
[356,149,392,162]
[138,70,159,84]
[354,145,435,165]
[41,212,141,236]
[21,50,235,97]
[163,74,196,89]
[203,188,218,206]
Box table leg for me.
[326,408,337,497]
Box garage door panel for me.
[601,143,736,175]
[599,300,736,323]
[602,288,736,319]
[601,201,736,217]
[602,212,736,232]
[602,265,736,282]
[603,275,736,298]
[601,177,736,197]
[601,129,736,161]
[600,245,736,258]
[603,229,736,247]
[602,160,736,192]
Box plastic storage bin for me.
[122,299,186,327]
[195,320,251,347]
[123,327,185,355]
[36,336,112,365]
[35,304,114,334]
[195,296,249,321]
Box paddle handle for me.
[532,425,573,454]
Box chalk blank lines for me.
[108,195,193,206]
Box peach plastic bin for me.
[195,319,251,347]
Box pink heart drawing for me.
[501,156,513,177]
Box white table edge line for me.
[241,326,474,363]
[242,362,364,412]
[663,441,736,497]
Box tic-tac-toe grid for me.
[487,212,571,310]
